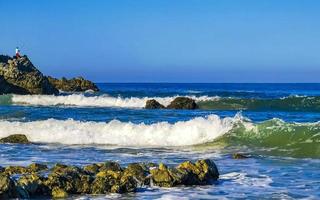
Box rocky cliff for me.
[0,55,98,95]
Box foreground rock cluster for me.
[0,55,98,95]
[145,97,199,110]
[0,160,219,198]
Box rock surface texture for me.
[47,76,99,92]
[145,99,165,109]
[0,55,99,94]
[0,55,58,95]
[0,134,30,144]
[0,159,219,198]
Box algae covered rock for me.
[0,134,30,144]
[145,99,165,109]
[4,166,29,175]
[51,187,68,198]
[166,97,198,109]
[47,76,99,92]
[28,163,48,172]
[17,173,49,196]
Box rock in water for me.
[0,134,30,144]
[145,99,165,109]
[167,97,198,109]
[0,55,58,95]
[232,153,249,159]
[47,76,99,92]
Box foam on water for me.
[0,114,238,146]
[10,94,219,108]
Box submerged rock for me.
[0,134,30,144]
[145,99,165,109]
[166,97,198,110]
[232,153,249,159]
[0,55,58,95]
[47,76,99,92]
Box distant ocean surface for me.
[0,83,320,199]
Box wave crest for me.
[0,114,238,146]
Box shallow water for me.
[0,83,320,199]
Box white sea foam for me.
[0,114,240,146]
[11,94,219,108]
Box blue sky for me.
[0,0,319,82]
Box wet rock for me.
[232,153,249,159]
[145,99,165,109]
[4,166,29,175]
[83,163,100,175]
[47,76,99,92]
[0,134,30,144]
[150,163,175,187]
[99,161,122,172]
[51,187,68,198]
[28,163,48,172]
[0,174,16,198]
[17,173,49,196]
[177,159,219,184]
[166,97,198,109]
[122,163,148,185]
[0,55,58,95]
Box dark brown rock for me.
[0,55,58,95]
[167,97,198,109]
[145,99,165,109]
[47,76,99,92]
[0,134,30,144]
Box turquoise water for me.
[0,83,320,199]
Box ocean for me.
[0,83,319,199]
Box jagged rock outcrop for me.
[47,76,99,92]
[0,134,30,144]
[145,99,165,109]
[167,97,198,109]
[0,159,219,198]
[0,55,58,95]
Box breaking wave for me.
[1,94,319,112]
[0,114,238,146]
[0,113,319,158]
[1,94,218,108]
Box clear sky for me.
[1,0,319,82]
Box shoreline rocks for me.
[145,97,199,110]
[0,55,99,95]
[0,159,219,198]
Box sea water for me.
[0,83,319,199]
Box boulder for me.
[47,76,99,92]
[166,97,198,109]
[145,99,165,109]
[0,55,58,95]
[0,134,30,144]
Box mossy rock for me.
[51,187,68,198]
[0,134,30,144]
